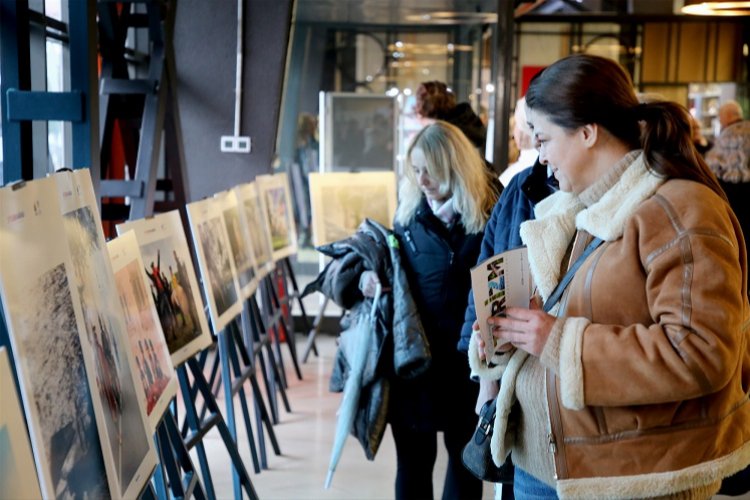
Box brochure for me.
[470,246,533,360]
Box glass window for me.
[46,38,65,170]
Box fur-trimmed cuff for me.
[558,317,590,410]
[468,333,509,380]
[540,317,566,374]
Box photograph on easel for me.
[57,169,156,499]
[215,189,259,299]
[257,173,298,261]
[0,175,111,499]
[308,171,398,246]
[108,230,178,430]
[234,181,274,279]
[187,196,243,333]
[117,211,213,367]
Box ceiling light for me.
[404,11,497,25]
[681,0,750,15]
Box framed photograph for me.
[56,169,156,499]
[234,182,274,279]
[256,173,298,261]
[117,211,213,366]
[0,347,43,500]
[107,230,179,430]
[308,171,398,246]
[0,175,111,499]
[186,196,243,333]
[320,92,398,172]
[215,189,259,299]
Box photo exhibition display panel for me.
[186,196,244,333]
[308,171,397,246]
[0,347,43,500]
[107,230,179,431]
[256,173,298,262]
[116,210,213,367]
[214,189,259,300]
[234,181,275,279]
[0,171,156,500]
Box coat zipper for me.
[546,369,569,480]
[403,229,418,253]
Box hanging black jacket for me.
[302,218,431,459]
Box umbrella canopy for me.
[324,284,382,489]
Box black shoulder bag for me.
[461,237,604,483]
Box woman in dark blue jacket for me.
[383,121,498,499]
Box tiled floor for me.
[188,333,495,500]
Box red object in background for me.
[275,270,289,342]
[521,65,546,97]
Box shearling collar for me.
[519,151,665,302]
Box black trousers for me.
[391,422,483,500]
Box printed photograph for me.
[0,175,111,499]
[242,195,272,274]
[257,174,298,261]
[309,172,397,246]
[0,347,43,500]
[116,210,213,367]
[63,205,152,498]
[111,250,176,424]
[141,238,203,354]
[265,186,292,251]
[197,216,239,317]
[18,264,111,499]
[223,204,256,292]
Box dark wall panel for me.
[173,0,293,201]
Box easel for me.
[150,409,206,500]
[279,256,316,360]
[259,266,303,383]
[176,355,259,500]
[182,296,288,455]
[246,296,292,424]
[223,317,282,471]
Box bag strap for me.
[543,236,604,313]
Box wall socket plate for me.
[220,135,251,153]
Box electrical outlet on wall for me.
[220,135,251,153]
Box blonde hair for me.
[395,121,496,234]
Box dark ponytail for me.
[527,54,726,200]
[637,102,727,200]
